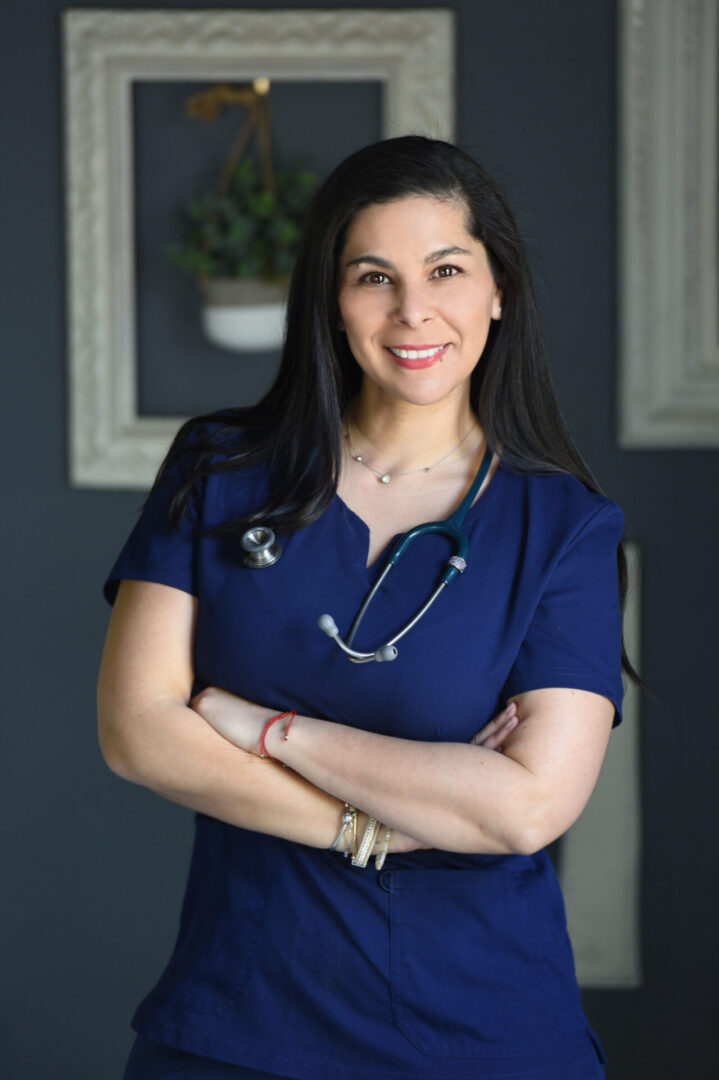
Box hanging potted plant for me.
[168,80,318,352]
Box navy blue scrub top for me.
[103,422,624,1080]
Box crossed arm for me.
[97,580,615,856]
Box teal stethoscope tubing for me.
[318,444,495,663]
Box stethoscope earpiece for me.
[318,614,339,637]
[375,645,398,663]
[241,526,282,568]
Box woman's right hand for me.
[347,703,521,856]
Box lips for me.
[385,343,450,369]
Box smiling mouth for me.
[385,343,450,368]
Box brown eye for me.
[435,265,462,278]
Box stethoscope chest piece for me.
[241,526,282,568]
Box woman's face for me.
[336,196,503,410]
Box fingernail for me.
[505,702,517,715]
[502,716,517,731]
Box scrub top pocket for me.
[381,866,559,1059]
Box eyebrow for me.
[344,246,473,270]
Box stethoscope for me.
[240,445,494,664]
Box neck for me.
[345,384,481,474]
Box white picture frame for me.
[561,542,643,988]
[62,8,456,488]
[618,0,719,447]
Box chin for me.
[390,374,466,405]
[390,388,457,408]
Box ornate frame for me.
[618,0,719,446]
[62,9,456,488]
[562,543,642,987]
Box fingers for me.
[470,701,519,749]
[488,715,518,751]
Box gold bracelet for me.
[375,826,392,870]
[352,816,381,868]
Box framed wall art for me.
[562,542,643,987]
[618,0,719,446]
[62,8,456,488]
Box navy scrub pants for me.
[123,1033,607,1080]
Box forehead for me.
[343,196,471,246]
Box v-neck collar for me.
[334,461,506,572]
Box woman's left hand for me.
[469,701,520,752]
[189,686,272,756]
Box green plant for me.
[168,158,318,283]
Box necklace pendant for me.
[380,474,391,484]
[354,454,363,462]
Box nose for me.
[392,280,435,326]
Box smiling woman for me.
[97,135,641,1080]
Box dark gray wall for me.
[3,1,717,1077]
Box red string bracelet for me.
[259,710,297,760]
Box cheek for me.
[342,290,379,323]
[458,296,495,338]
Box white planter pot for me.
[200,277,289,352]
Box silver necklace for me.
[345,422,478,484]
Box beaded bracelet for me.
[259,710,296,760]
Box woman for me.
[98,135,637,1080]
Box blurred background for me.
[2,1,717,1077]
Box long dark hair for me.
[151,134,642,687]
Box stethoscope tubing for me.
[345,571,448,660]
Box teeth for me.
[388,345,445,359]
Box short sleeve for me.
[102,429,208,607]
[502,500,625,727]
